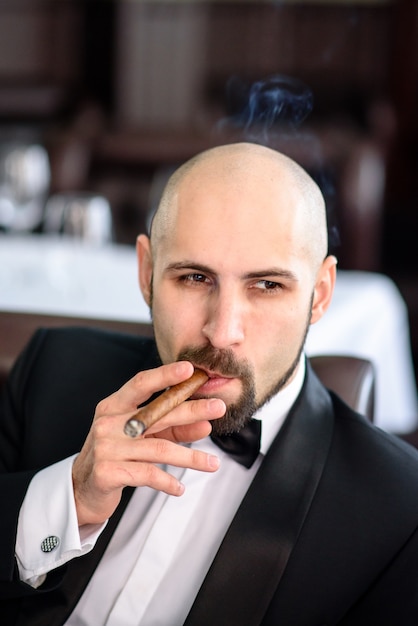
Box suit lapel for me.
[185,364,334,626]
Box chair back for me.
[310,355,375,421]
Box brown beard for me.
[177,327,308,436]
[177,344,256,435]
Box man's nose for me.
[202,290,245,349]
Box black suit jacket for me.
[1,327,418,625]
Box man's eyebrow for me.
[165,262,298,282]
[244,269,299,282]
[165,261,214,274]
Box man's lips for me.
[192,367,236,394]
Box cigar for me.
[123,368,209,438]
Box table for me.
[1,234,417,433]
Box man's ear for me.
[310,255,337,325]
[136,234,153,306]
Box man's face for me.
[139,159,333,434]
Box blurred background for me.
[0,0,417,415]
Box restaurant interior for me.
[0,0,417,439]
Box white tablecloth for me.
[1,234,417,433]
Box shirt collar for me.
[253,354,306,456]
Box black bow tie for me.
[210,419,261,468]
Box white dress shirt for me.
[16,358,306,625]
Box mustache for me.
[177,345,252,380]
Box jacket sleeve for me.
[0,326,151,604]
[0,330,64,598]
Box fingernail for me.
[175,361,192,375]
[208,454,220,470]
[208,398,226,413]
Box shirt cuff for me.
[16,454,107,588]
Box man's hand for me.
[72,361,225,526]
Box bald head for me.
[150,142,328,271]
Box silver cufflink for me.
[41,535,60,553]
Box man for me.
[1,142,418,625]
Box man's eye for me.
[255,280,282,291]
[182,273,208,284]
